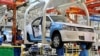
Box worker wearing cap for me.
[12,29,23,45]
[13,29,23,56]
[15,29,23,45]
[79,43,88,56]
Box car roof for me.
[30,15,94,29]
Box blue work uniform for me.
[16,35,23,45]
[16,35,22,40]
[79,49,88,56]
[56,47,64,56]
[14,35,22,56]
[0,36,3,45]
[79,43,88,56]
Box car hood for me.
[55,22,93,28]
[54,22,78,27]
[55,22,69,25]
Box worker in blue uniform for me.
[0,31,6,45]
[0,27,3,45]
[79,43,88,56]
[13,29,23,56]
[0,36,3,45]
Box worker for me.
[0,35,3,45]
[0,30,6,45]
[13,29,23,56]
[15,29,23,45]
[0,27,3,45]
[79,43,88,56]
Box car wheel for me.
[51,33,63,49]
[86,43,93,50]
[27,33,32,42]
[25,44,32,51]
[79,42,93,50]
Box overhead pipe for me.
[79,2,90,25]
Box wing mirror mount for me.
[46,22,51,28]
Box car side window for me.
[46,16,51,22]
[46,16,51,28]
[32,17,42,38]
[32,17,41,26]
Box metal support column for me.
[12,2,17,45]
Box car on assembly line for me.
[26,15,96,49]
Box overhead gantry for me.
[24,0,89,44]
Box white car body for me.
[26,15,96,43]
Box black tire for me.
[24,44,32,51]
[51,33,63,49]
[3,34,7,41]
[27,33,32,42]
[79,42,93,50]
[86,43,93,50]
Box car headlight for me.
[62,25,67,29]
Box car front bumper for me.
[59,30,95,43]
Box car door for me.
[40,16,51,38]
[32,17,42,38]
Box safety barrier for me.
[65,48,96,56]
[65,43,96,56]
[0,46,23,56]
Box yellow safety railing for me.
[65,43,80,56]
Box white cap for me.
[17,27,22,30]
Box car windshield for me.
[50,16,67,22]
